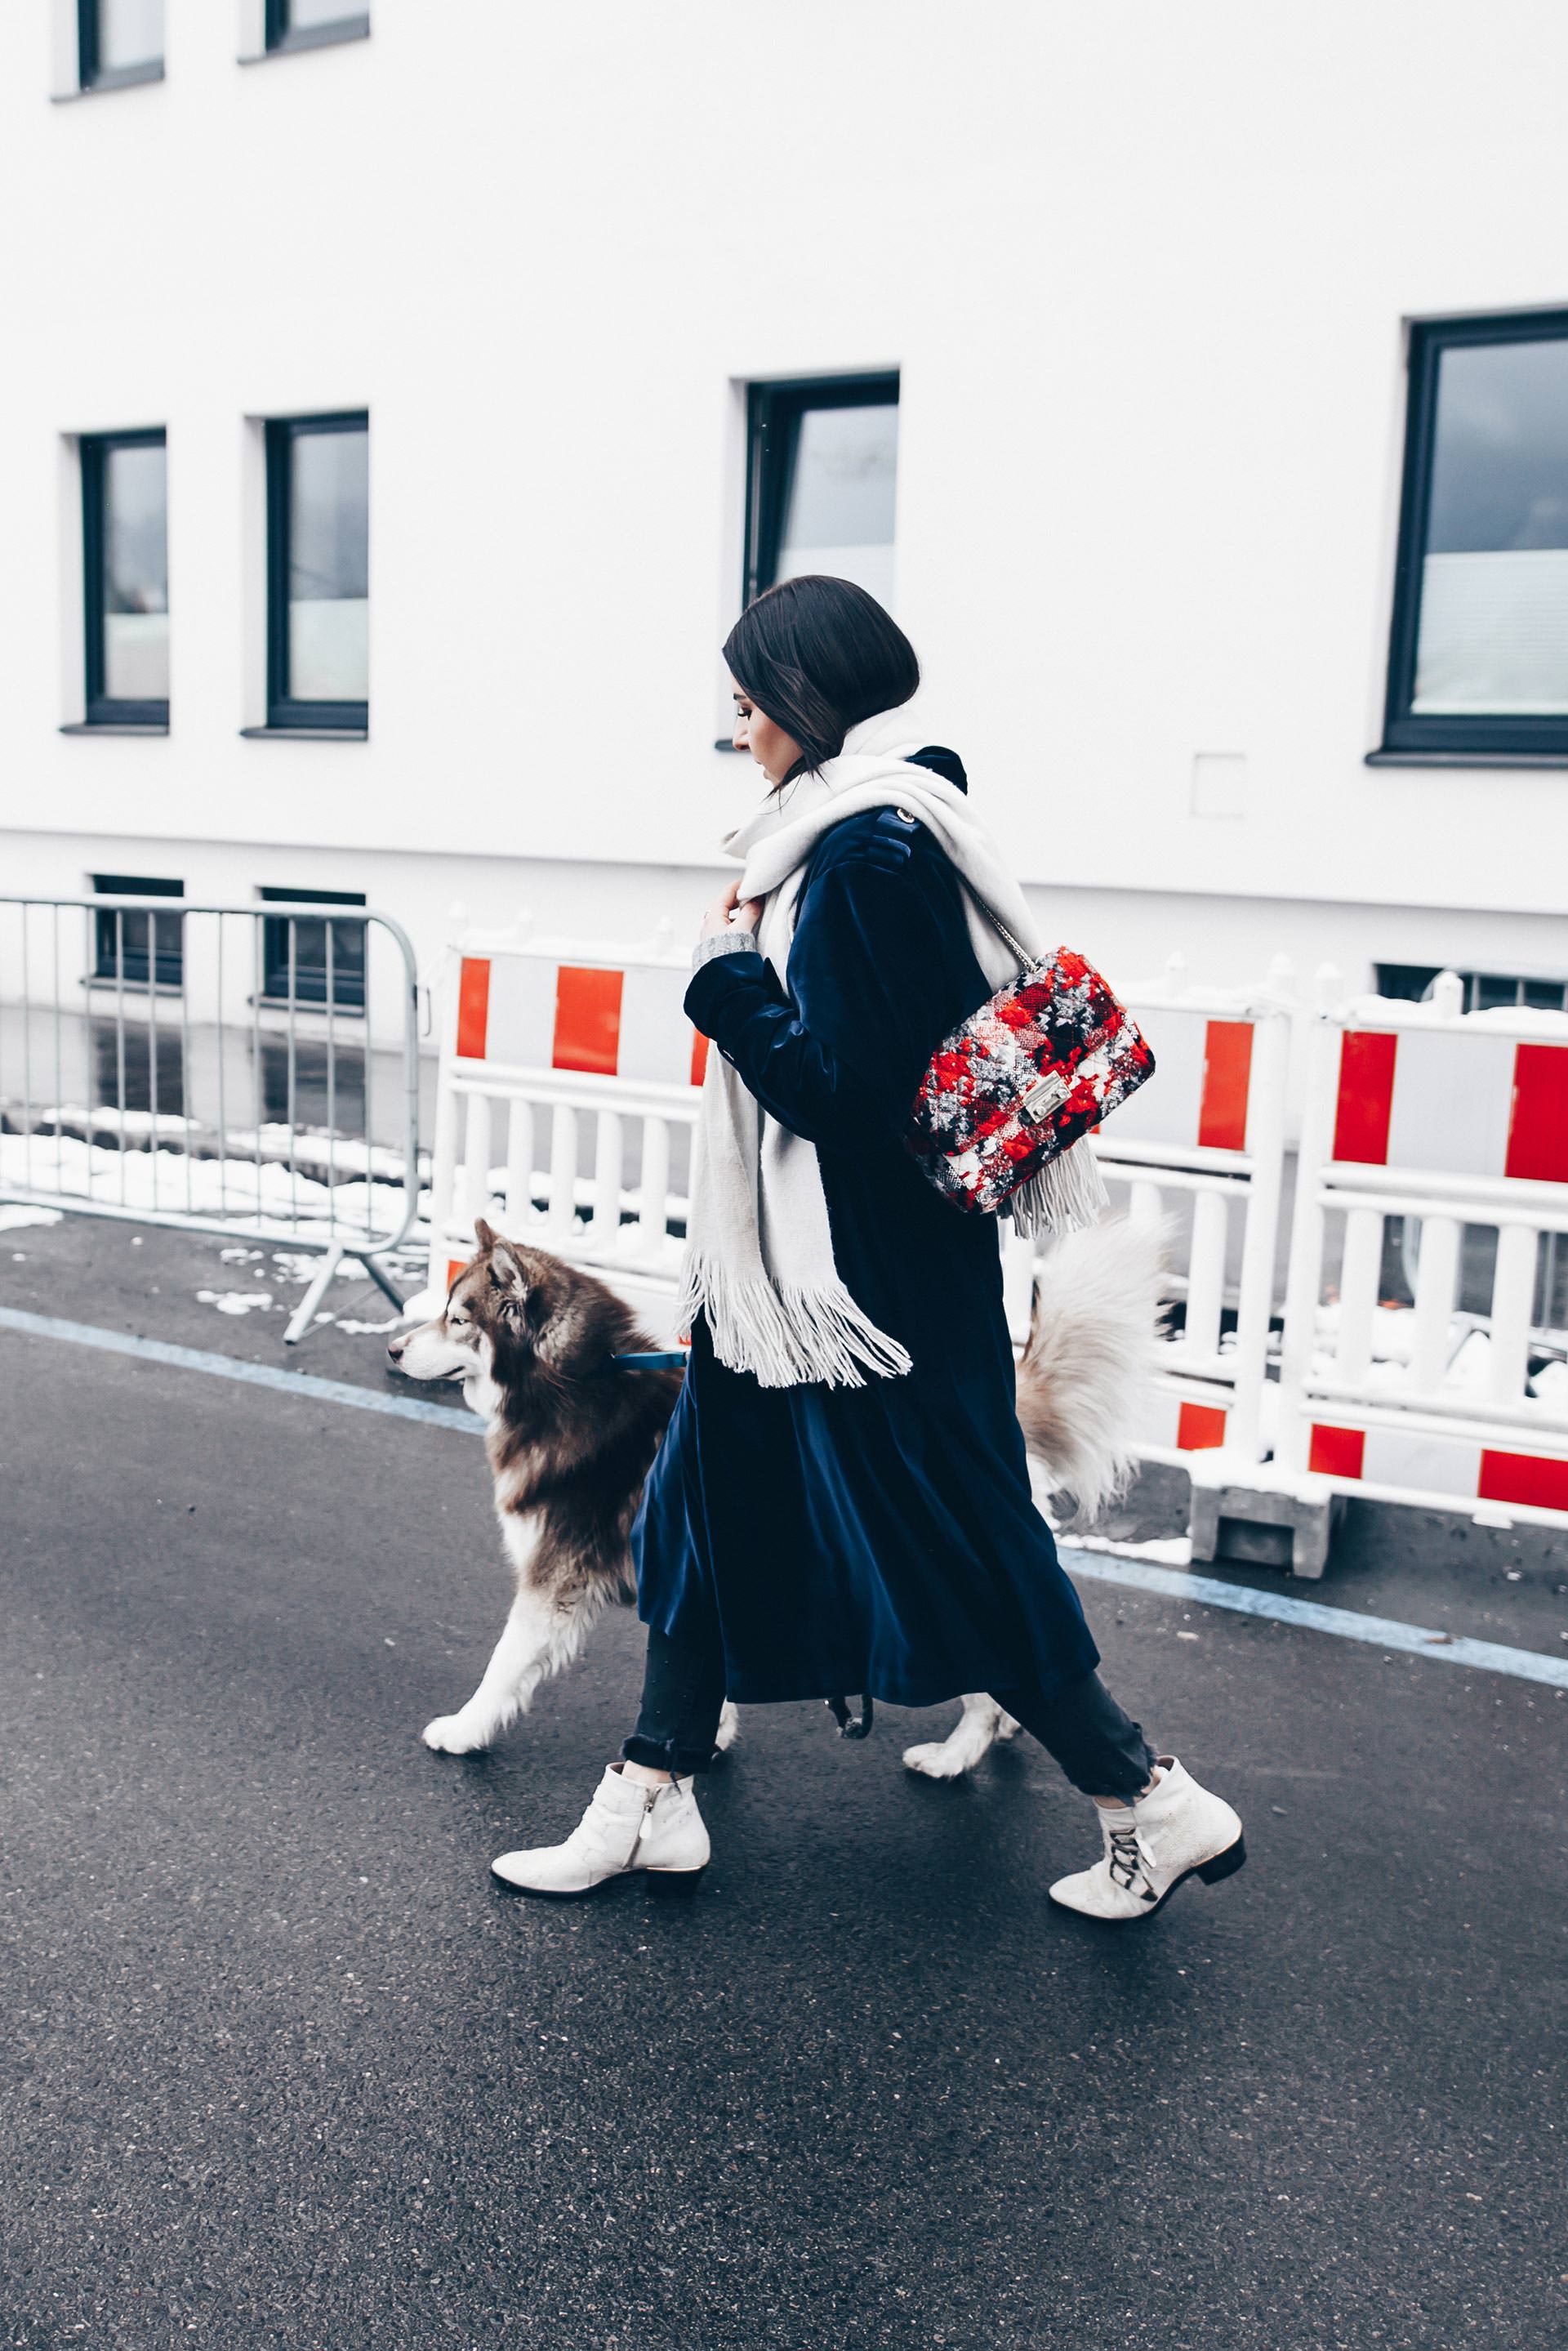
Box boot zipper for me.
[630,1782,660,1870]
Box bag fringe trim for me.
[679,1256,914,1391]
[1007,1138,1111,1240]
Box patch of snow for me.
[0,1204,64,1233]
[1447,1329,1493,1390]
[335,1315,402,1336]
[1370,1305,1415,1364]
[39,1103,195,1140]
[1,1131,416,1249]
[1531,1359,1568,1406]
[229,1126,418,1184]
[1070,1531,1195,1568]
[269,1249,368,1285]
[194,1289,273,1316]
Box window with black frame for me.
[91,873,184,988]
[1379,312,1568,761]
[742,375,900,611]
[265,0,370,54]
[264,415,369,734]
[259,888,368,1010]
[77,0,164,91]
[81,430,169,728]
[1374,962,1568,1013]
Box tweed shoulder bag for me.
[906,868,1155,1218]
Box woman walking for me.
[492,576,1244,1922]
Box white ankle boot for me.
[1049,1756,1245,1922]
[491,1764,710,1898]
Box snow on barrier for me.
[1273,969,1568,1527]
[421,917,705,1317]
[0,893,421,1344]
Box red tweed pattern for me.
[906,947,1155,1213]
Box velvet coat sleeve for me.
[683,810,985,1152]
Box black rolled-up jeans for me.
[623,1622,1157,1800]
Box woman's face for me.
[729,677,800,786]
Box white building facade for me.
[3,0,1566,1038]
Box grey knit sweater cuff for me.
[692,926,761,971]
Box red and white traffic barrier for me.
[449,944,706,1092]
[1088,956,1293,1464]
[1274,969,1568,1528]
[421,927,1297,1451]
[421,921,708,1312]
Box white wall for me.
[2,2,1566,953]
[7,827,1561,1021]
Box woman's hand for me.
[700,879,764,940]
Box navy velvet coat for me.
[630,752,1100,1708]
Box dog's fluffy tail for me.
[1015,1215,1165,1525]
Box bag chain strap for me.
[949,866,1039,978]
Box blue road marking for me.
[3,1300,1565,1689]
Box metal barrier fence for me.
[1273,967,1568,1526]
[0,894,421,1344]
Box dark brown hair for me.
[723,575,920,781]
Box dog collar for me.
[610,1350,688,1371]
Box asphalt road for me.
[2,1216,1566,2350]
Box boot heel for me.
[644,1867,706,1900]
[1197,1836,1246,1886]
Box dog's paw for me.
[902,1739,973,1780]
[713,1701,742,1755]
[421,1712,492,1755]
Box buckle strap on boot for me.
[1107,1820,1157,1895]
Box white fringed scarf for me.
[680,711,1108,1388]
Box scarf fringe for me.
[679,1255,914,1391]
[1006,1138,1111,1241]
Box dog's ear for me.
[473,1216,497,1252]
[486,1236,528,1316]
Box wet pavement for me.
[2,1213,1565,2349]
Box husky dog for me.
[387,1220,737,1758]
[390,1215,1159,1776]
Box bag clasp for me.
[1019,1069,1071,1125]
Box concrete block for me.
[1188,1480,1346,1581]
